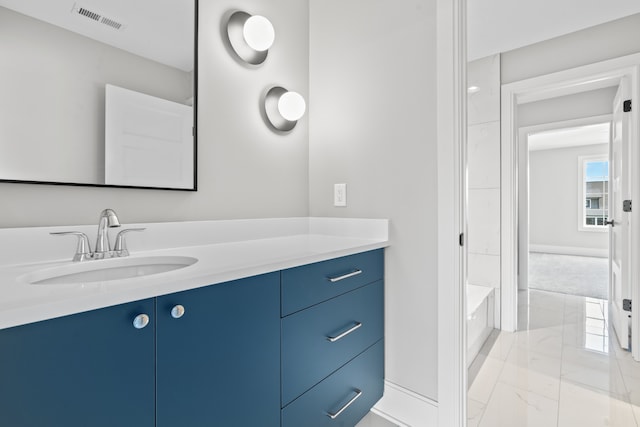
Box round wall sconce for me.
[264,86,306,132]
[226,11,275,65]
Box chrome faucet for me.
[94,208,121,258]
[51,209,145,262]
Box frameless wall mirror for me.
[0,0,198,190]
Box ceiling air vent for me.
[100,17,123,30]
[72,3,126,31]
[77,7,100,22]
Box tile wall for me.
[467,54,501,326]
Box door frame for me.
[501,53,640,361]
[437,0,467,426]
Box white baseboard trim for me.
[529,244,608,258]
[371,380,438,427]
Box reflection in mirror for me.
[0,0,196,190]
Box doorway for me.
[519,121,612,366]
[461,8,640,427]
[522,120,611,304]
[500,55,640,362]
[465,57,640,426]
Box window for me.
[585,197,600,209]
[579,157,608,230]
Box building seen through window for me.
[584,160,608,227]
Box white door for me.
[609,77,632,350]
[105,84,194,189]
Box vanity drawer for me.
[282,280,383,406]
[282,339,384,427]
[281,249,383,316]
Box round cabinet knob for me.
[133,314,150,329]
[171,305,185,319]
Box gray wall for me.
[0,0,309,227]
[309,0,438,400]
[0,7,192,185]
[529,144,609,251]
[502,13,640,83]
[518,87,617,129]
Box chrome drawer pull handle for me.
[327,389,363,419]
[328,269,363,283]
[327,322,362,342]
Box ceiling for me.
[528,122,610,152]
[5,1,640,72]
[0,0,194,71]
[468,0,640,60]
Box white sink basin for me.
[21,256,198,285]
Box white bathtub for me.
[467,284,495,367]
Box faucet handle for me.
[114,228,146,257]
[50,232,92,262]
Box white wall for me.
[309,0,439,401]
[529,144,609,252]
[467,55,501,327]
[0,0,309,227]
[501,13,640,83]
[518,87,618,129]
[0,7,192,185]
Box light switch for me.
[334,183,347,207]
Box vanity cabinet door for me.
[0,299,156,427]
[156,272,281,427]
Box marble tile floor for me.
[468,289,640,427]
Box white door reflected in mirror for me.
[105,85,194,189]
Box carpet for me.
[528,252,608,300]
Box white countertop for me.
[0,217,389,330]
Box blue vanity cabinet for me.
[156,272,281,427]
[0,298,156,427]
[0,250,382,427]
[281,249,385,426]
